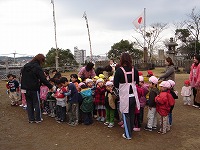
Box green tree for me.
[107,40,143,61]
[45,48,78,67]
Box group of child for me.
[6,69,196,135]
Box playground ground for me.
[0,68,200,150]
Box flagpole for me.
[83,12,93,62]
[143,8,146,48]
[51,0,59,70]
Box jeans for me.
[25,90,41,121]
[68,103,79,123]
[56,105,66,121]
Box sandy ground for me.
[0,73,200,150]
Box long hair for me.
[194,54,200,65]
[166,57,174,66]
[31,54,45,66]
[120,52,132,68]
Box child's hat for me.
[105,81,113,86]
[93,76,99,80]
[99,74,105,79]
[159,81,171,88]
[138,71,143,76]
[96,78,104,85]
[184,80,190,85]
[147,70,153,75]
[78,77,82,82]
[149,76,158,84]
[168,80,175,87]
[78,82,85,88]
[108,76,114,82]
[85,78,93,84]
[139,76,144,82]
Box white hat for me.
[168,80,175,88]
[78,82,85,88]
[139,76,144,82]
[85,78,93,84]
[96,78,104,85]
[159,81,171,88]
[149,76,158,84]
[105,81,113,86]
[109,76,114,82]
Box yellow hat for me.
[78,77,82,82]
[93,76,99,79]
[99,74,105,79]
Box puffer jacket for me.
[155,91,175,116]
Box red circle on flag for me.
[138,17,143,24]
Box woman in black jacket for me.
[21,54,52,123]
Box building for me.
[74,47,86,64]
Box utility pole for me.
[83,12,93,62]
[51,0,59,69]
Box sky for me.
[0,0,199,57]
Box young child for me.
[104,81,116,128]
[79,82,94,125]
[70,74,80,91]
[46,78,57,117]
[60,77,79,126]
[155,81,175,134]
[54,79,67,123]
[94,78,106,122]
[144,76,159,131]
[181,80,192,106]
[167,80,178,126]
[6,74,19,106]
[40,84,49,115]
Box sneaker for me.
[35,120,42,123]
[144,126,152,131]
[152,127,157,130]
[108,123,114,128]
[100,117,105,122]
[68,122,76,126]
[29,121,34,123]
[122,134,131,140]
[104,122,109,126]
[42,112,48,115]
[51,113,55,118]
[96,117,101,121]
[133,128,140,131]
[19,104,24,107]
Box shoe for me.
[104,122,109,126]
[121,124,124,128]
[11,103,15,106]
[152,127,157,130]
[29,121,34,123]
[144,126,152,131]
[118,121,123,126]
[51,113,55,118]
[35,121,42,123]
[100,117,105,122]
[96,117,101,121]
[68,122,76,126]
[122,134,131,140]
[19,104,24,107]
[195,105,199,108]
[108,123,114,128]
[133,128,140,131]
[42,112,48,115]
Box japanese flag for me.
[133,12,144,29]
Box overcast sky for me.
[0,0,199,57]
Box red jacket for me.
[155,91,175,116]
[94,86,106,105]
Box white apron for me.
[119,67,140,113]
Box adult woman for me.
[78,62,96,80]
[114,53,140,140]
[21,54,53,123]
[189,54,200,108]
[159,57,175,81]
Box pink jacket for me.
[78,67,96,79]
[189,63,200,87]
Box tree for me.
[107,39,143,61]
[133,23,167,60]
[45,48,78,67]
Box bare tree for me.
[132,23,167,60]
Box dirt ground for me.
[0,71,200,150]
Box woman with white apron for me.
[114,53,140,140]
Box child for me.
[46,78,57,117]
[40,84,49,115]
[70,74,80,91]
[167,80,178,126]
[147,70,154,77]
[60,77,79,126]
[155,81,175,134]
[181,80,192,106]
[94,78,106,122]
[79,82,94,125]
[6,74,19,106]
[54,79,67,123]
[144,76,160,131]
[104,81,116,128]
